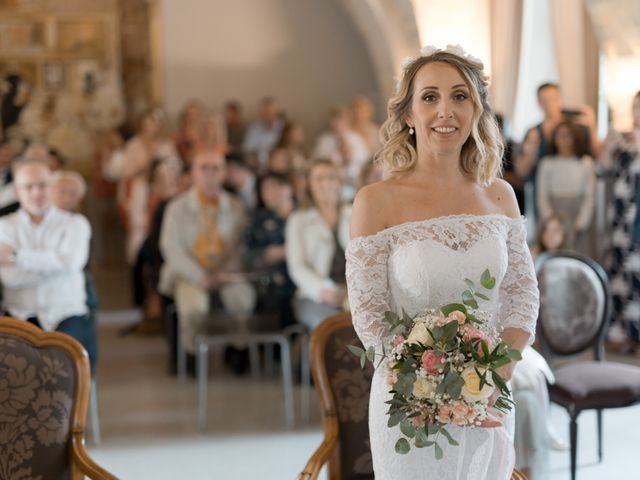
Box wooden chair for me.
[297,312,528,480]
[536,251,640,480]
[0,316,119,480]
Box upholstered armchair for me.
[297,312,528,480]
[0,316,118,480]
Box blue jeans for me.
[28,314,98,375]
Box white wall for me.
[159,0,380,141]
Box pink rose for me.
[421,351,444,375]
[386,371,398,386]
[464,329,492,356]
[467,407,477,421]
[437,406,451,424]
[393,335,404,347]
[411,416,425,428]
[451,402,468,418]
[448,310,466,325]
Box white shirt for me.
[285,205,351,302]
[0,207,91,331]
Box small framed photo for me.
[41,61,65,90]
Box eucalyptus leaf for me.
[434,442,443,460]
[480,269,496,290]
[441,303,468,317]
[427,423,440,435]
[440,427,459,446]
[384,312,400,327]
[395,437,411,454]
[388,411,406,428]
[400,418,417,438]
[464,278,476,291]
[347,345,365,358]
[463,298,479,309]
[366,346,376,362]
[442,320,459,339]
[414,427,429,447]
[474,292,490,301]
[506,348,523,361]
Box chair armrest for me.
[297,416,339,480]
[511,468,529,480]
[71,433,119,480]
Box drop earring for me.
[409,127,414,135]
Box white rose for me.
[460,367,495,403]
[406,322,433,346]
[412,377,436,399]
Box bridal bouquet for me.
[349,270,521,459]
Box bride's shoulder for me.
[483,178,521,220]
[351,179,398,239]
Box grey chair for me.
[195,330,295,430]
[535,251,640,480]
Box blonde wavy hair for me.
[378,50,503,186]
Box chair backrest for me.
[0,316,91,480]
[310,312,374,480]
[535,251,611,359]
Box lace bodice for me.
[346,213,539,351]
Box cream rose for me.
[407,322,433,346]
[412,378,436,399]
[460,367,495,402]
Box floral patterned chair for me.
[0,316,118,480]
[297,312,529,480]
[536,251,640,480]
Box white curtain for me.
[549,0,600,109]
[489,0,523,125]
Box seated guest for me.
[313,106,370,200]
[243,97,284,173]
[0,160,96,371]
[159,149,255,368]
[51,170,99,372]
[244,172,296,329]
[224,154,257,212]
[285,159,350,330]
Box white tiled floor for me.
[88,316,640,480]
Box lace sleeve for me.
[499,219,539,344]
[346,234,391,350]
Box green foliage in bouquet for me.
[349,269,523,459]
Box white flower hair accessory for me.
[420,44,483,66]
[395,44,484,93]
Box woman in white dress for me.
[345,45,539,480]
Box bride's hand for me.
[477,408,504,428]
[477,389,504,428]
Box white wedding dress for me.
[345,214,539,480]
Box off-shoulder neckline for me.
[349,213,523,244]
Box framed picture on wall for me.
[41,60,65,90]
[56,19,107,61]
[0,18,46,55]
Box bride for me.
[345,45,539,479]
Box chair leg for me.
[176,314,187,382]
[88,379,101,445]
[197,341,209,432]
[596,409,603,462]
[278,338,295,428]
[569,413,578,480]
[249,343,261,379]
[300,333,311,423]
